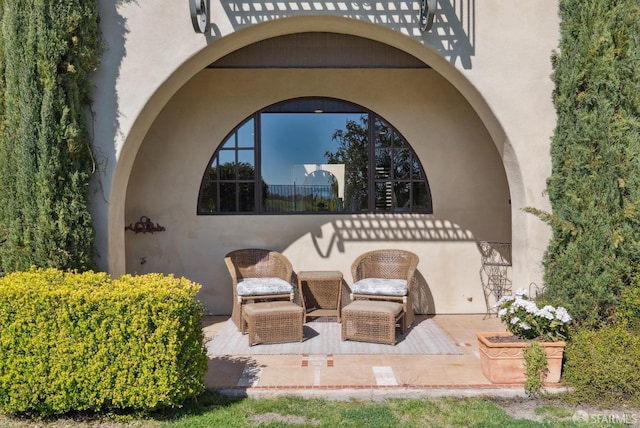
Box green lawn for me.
[1,393,635,427]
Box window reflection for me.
[199,182,217,212]
[198,98,432,214]
[219,183,236,212]
[413,182,431,211]
[261,112,359,213]
[325,114,369,212]
[393,149,412,180]
[237,120,254,148]
[238,183,255,212]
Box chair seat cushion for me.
[351,278,407,296]
[243,301,302,316]
[343,299,404,316]
[237,277,293,296]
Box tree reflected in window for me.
[325,115,369,212]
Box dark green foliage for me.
[0,0,99,272]
[0,269,208,416]
[616,280,640,332]
[523,342,548,398]
[563,326,640,405]
[541,0,640,328]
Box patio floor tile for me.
[203,314,569,398]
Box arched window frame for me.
[198,97,433,215]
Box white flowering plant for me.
[495,289,572,341]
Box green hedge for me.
[617,283,640,332]
[0,269,208,416]
[563,326,640,405]
[0,0,100,272]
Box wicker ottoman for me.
[341,300,406,345]
[242,301,304,346]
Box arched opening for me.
[119,20,516,315]
[125,31,511,314]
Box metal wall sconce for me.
[125,216,166,234]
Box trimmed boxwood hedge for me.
[563,325,640,405]
[0,268,208,416]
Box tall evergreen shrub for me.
[0,0,99,272]
[539,0,640,327]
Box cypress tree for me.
[539,0,640,327]
[0,1,99,272]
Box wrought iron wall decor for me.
[125,216,166,234]
[190,0,209,33]
[477,241,512,318]
[419,0,436,32]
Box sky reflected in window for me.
[261,112,361,185]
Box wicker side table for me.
[297,270,343,322]
[341,300,405,345]
[242,301,303,346]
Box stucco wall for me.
[92,1,559,313]
[125,68,510,314]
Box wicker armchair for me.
[350,249,419,327]
[224,248,295,332]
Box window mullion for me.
[368,112,375,212]
[254,113,262,214]
[216,154,221,213]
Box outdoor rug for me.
[205,318,462,356]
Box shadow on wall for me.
[91,3,129,205]
[125,211,508,315]
[309,214,476,258]
[203,0,475,68]
[302,214,473,315]
[89,1,133,271]
[413,270,436,315]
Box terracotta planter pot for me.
[477,332,566,384]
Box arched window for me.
[198,98,432,214]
